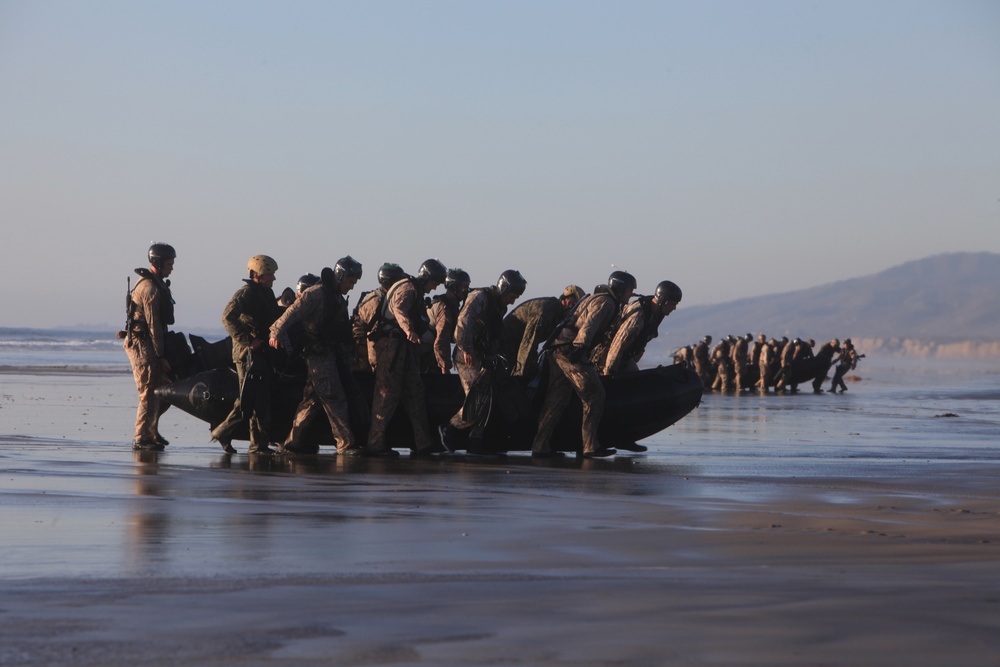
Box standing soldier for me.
[441,270,527,454]
[693,335,713,388]
[499,285,585,379]
[531,270,636,459]
[731,333,752,393]
[211,255,284,455]
[426,268,471,374]
[365,259,448,458]
[758,337,777,393]
[710,336,733,393]
[123,242,177,451]
[269,257,363,456]
[774,337,797,392]
[351,263,405,372]
[829,339,860,393]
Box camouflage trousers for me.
[286,353,356,453]
[449,356,490,436]
[124,337,170,443]
[367,337,433,453]
[213,353,272,451]
[758,360,772,393]
[711,359,733,393]
[532,349,605,455]
[830,363,850,392]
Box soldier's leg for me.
[212,359,250,445]
[531,353,573,455]
[397,346,435,452]
[367,338,404,453]
[128,353,157,443]
[448,360,484,430]
[554,355,606,454]
[310,355,356,453]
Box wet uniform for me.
[499,296,563,379]
[448,287,507,439]
[592,297,664,376]
[123,269,174,445]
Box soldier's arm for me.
[432,302,453,371]
[604,310,642,375]
[390,284,420,342]
[142,284,166,359]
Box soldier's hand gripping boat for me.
[155,333,703,454]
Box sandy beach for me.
[2,365,999,666]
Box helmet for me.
[417,258,448,284]
[248,255,278,276]
[653,280,683,304]
[296,273,319,293]
[377,262,405,290]
[830,338,840,348]
[607,270,637,300]
[334,255,363,283]
[445,268,472,292]
[844,338,852,346]
[562,284,585,301]
[496,269,527,297]
[703,335,712,343]
[148,243,176,269]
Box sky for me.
[1,0,998,330]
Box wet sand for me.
[2,369,999,666]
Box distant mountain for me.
[653,252,1000,356]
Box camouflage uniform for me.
[774,339,796,392]
[731,335,750,392]
[532,291,620,455]
[213,280,283,453]
[758,339,775,393]
[693,338,713,387]
[592,297,665,376]
[447,286,508,439]
[366,278,435,454]
[429,291,462,373]
[499,296,563,378]
[830,343,858,393]
[710,339,733,393]
[271,281,357,453]
[351,288,384,372]
[123,269,174,445]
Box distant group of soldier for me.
[674,334,863,395]
[122,243,684,459]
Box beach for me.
[2,356,999,666]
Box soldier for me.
[731,333,752,392]
[365,259,448,458]
[123,242,177,451]
[710,336,733,393]
[811,338,841,393]
[426,268,471,374]
[268,257,364,455]
[499,285,585,379]
[211,255,284,455]
[758,337,777,393]
[693,335,713,387]
[440,270,527,454]
[830,339,861,393]
[594,280,683,377]
[774,337,796,392]
[531,270,635,459]
[351,263,405,372]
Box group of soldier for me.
[675,334,863,395]
[123,243,684,459]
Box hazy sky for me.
[2,0,998,330]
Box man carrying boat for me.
[351,262,405,372]
[212,255,284,455]
[425,268,471,374]
[269,257,364,456]
[123,242,177,451]
[531,271,636,459]
[499,284,585,379]
[365,259,448,458]
[440,269,527,455]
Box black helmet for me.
[653,280,682,304]
[334,255,363,283]
[445,268,472,292]
[417,258,447,284]
[148,243,176,269]
[496,269,527,297]
[607,270,637,301]
[296,273,319,293]
[377,262,405,290]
